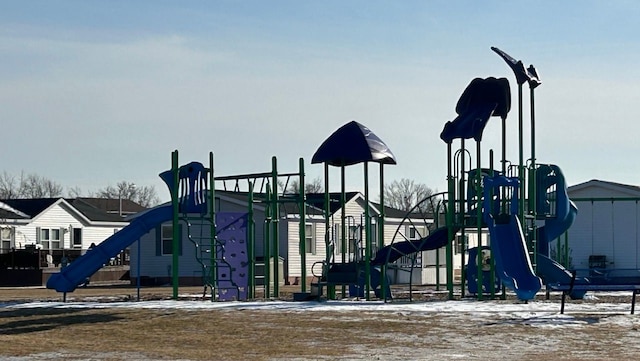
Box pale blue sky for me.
[1,1,639,201]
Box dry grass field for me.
[2,285,640,360]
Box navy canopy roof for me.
[312,121,397,166]
[440,77,511,144]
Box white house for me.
[129,190,463,288]
[0,198,140,266]
[566,180,640,270]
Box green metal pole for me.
[378,163,385,252]
[324,163,335,299]
[364,162,371,300]
[271,156,280,297]
[435,201,443,291]
[459,139,466,298]
[518,83,525,226]
[530,86,538,271]
[298,158,307,293]
[476,141,483,301]
[209,152,217,301]
[502,117,507,175]
[446,143,454,300]
[340,162,346,297]
[264,185,271,299]
[248,181,255,299]
[171,150,180,300]
[489,150,496,298]
[379,163,387,301]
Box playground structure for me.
[306,47,584,302]
[46,46,633,305]
[436,47,591,301]
[47,150,310,301]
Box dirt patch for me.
[2,285,640,360]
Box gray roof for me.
[0,197,145,222]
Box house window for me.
[72,228,82,247]
[407,225,427,241]
[39,228,60,249]
[162,224,173,255]
[304,224,315,254]
[369,222,377,247]
[348,225,360,254]
[156,223,182,256]
[1,228,13,253]
[453,234,468,255]
[39,228,62,250]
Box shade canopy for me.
[440,77,511,143]
[312,121,397,166]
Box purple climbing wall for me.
[215,212,249,301]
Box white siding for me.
[612,201,637,269]
[131,219,217,279]
[568,199,640,270]
[568,200,594,269]
[14,202,125,251]
[285,218,327,280]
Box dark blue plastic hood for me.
[312,121,397,166]
[440,77,511,144]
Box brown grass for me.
[2,286,640,360]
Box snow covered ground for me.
[3,292,638,322]
[3,292,640,360]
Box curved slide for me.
[371,226,455,266]
[486,214,542,300]
[535,164,586,298]
[537,254,587,299]
[47,205,173,293]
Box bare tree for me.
[382,178,434,212]
[21,174,64,198]
[66,186,87,198]
[0,171,20,198]
[96,181,160,208]
[286,177,324,194]
[0,171,63,198]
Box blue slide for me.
[483,175,541,300]
[536,203,583,296]
[47,205,173,293]
[534,164,586,298]
[371,226,456,266]
[486,214,542,300]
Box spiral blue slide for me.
[46,205,173,293]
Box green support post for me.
[378,163,387,301]
[264,185,271,299]
[459,140,466,298]
[364,162,371,300]
[271,157,280,297]
[445,143,454,300]
[209,152,217,301]
[517,83,525,227]
[529,85,538,271]
[171,150,180,300]
[298,158,307,293]
[475,142,483,301]
[489,150,497,298]
[324,163,335,299]
[340,163,346,297]
[248,182,255,299]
